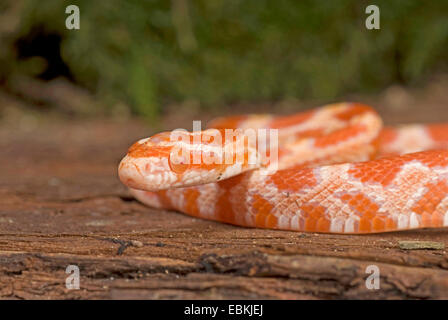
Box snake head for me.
[118,129,262,191]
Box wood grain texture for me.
[2,118,448,299]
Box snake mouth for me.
[118,156,144,190]
[118,155,172,192]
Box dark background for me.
[0,0,447,123]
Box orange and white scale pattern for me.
[119,103,448,234]
[380,124,448,156]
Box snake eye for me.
[168,152,191,174]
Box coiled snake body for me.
[119,103,448,233]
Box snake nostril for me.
[126,178,136,186]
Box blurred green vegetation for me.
[0,0,447,119]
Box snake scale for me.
[119,103,448,234]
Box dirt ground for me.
[2,76,448,299]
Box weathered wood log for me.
[1,117,448,299]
